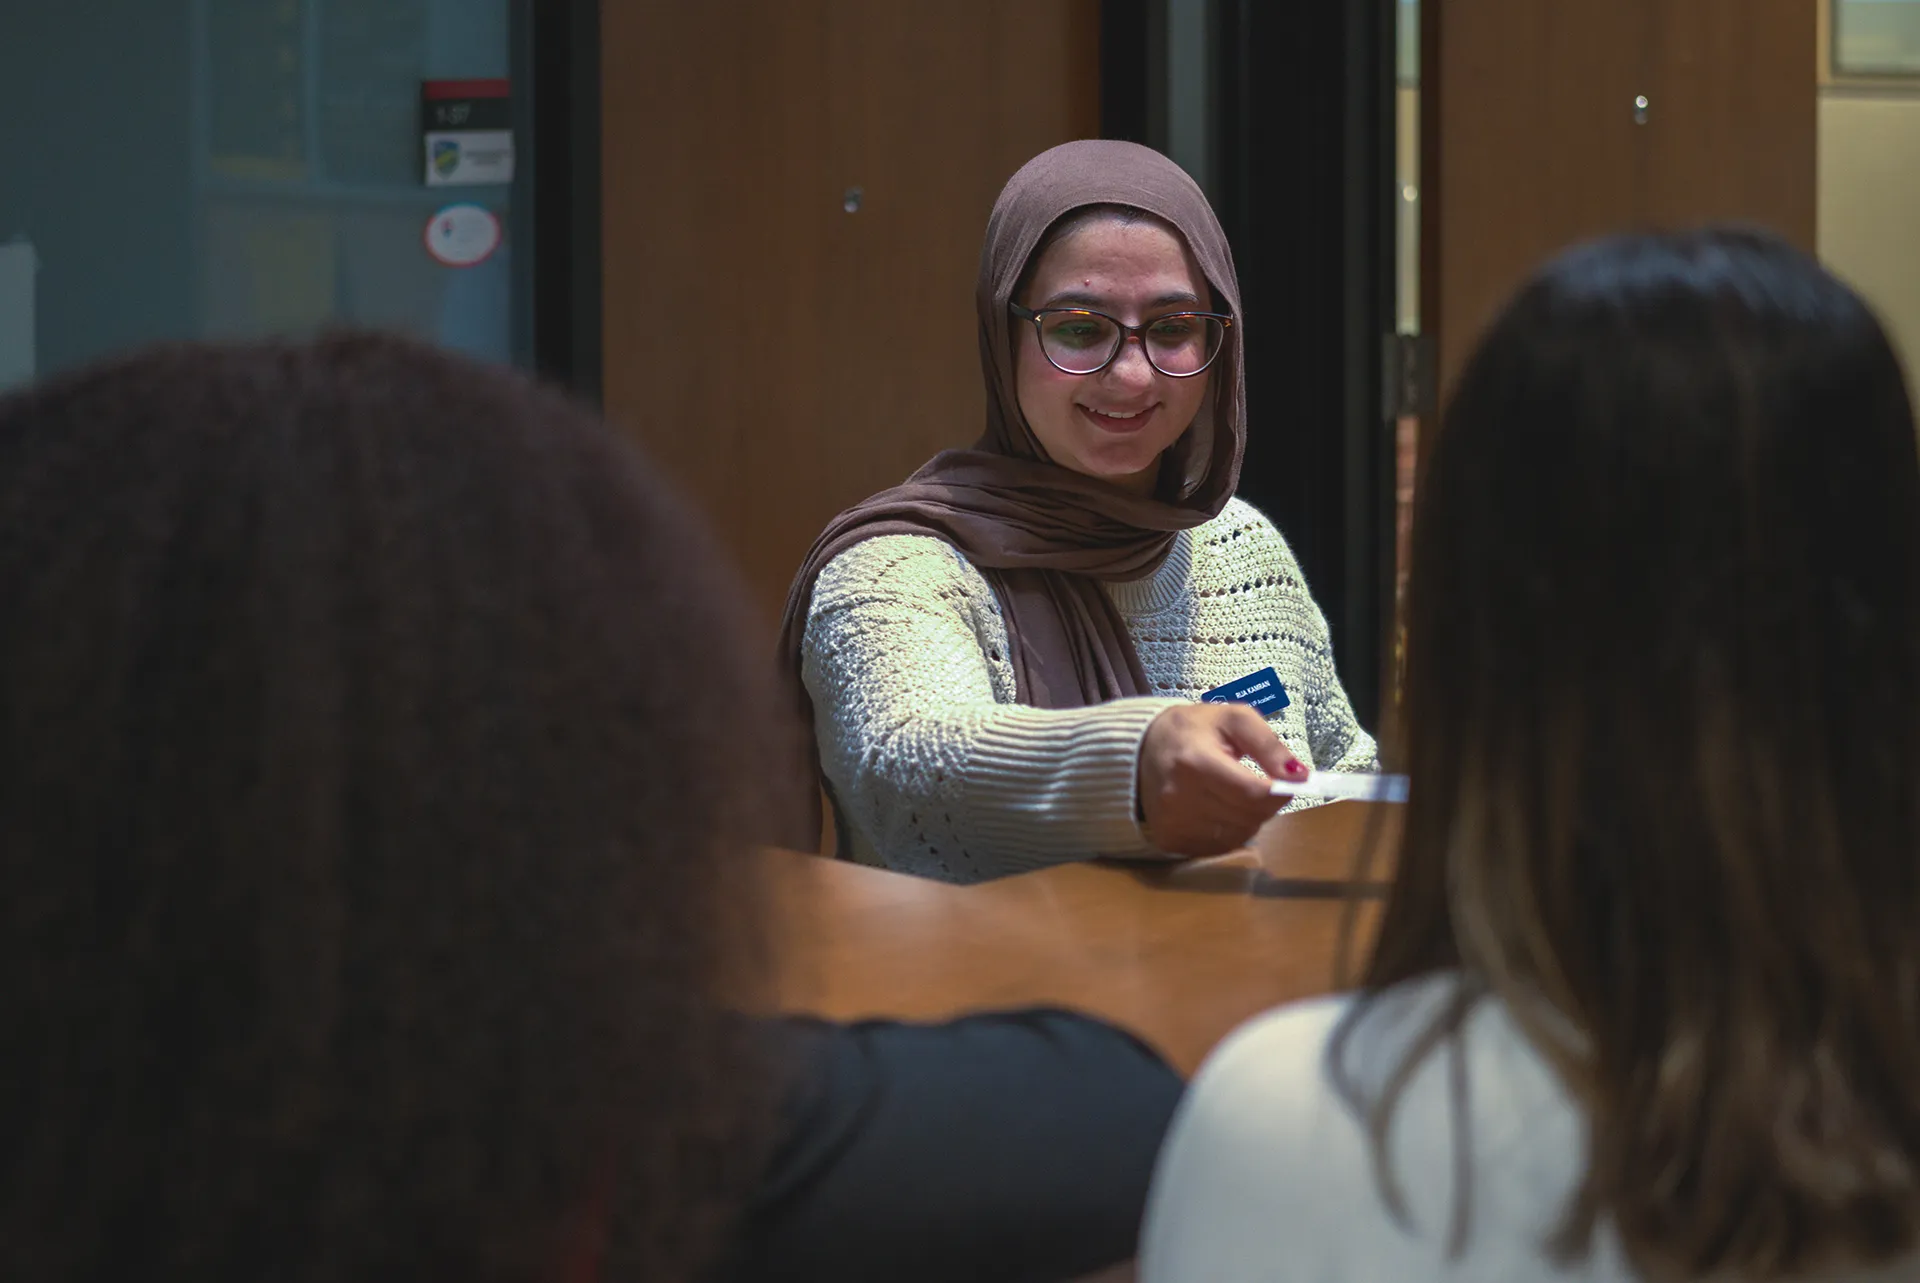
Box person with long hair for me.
[1138,229,1920,1281]
[0,333,1181,1283]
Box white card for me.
[1270,770,1409,803]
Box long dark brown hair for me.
[1335,229,1920,1277]
[0,334,796,1281]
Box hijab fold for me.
[776,140,1246,850]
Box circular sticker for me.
[423,203,502,268]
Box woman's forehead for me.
[1026,217,1208,306]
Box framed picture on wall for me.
[1833,0,1920,77]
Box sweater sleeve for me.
[801,535,1185,882]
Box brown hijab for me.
[776,139,1246,847]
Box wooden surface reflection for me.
[766,800,1401,1075]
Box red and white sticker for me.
[423,203,501,268]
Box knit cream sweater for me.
[800,497,1378,882]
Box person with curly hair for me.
[0,333,1179,1283]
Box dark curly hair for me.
[0,334,795,1281]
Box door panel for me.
[1428,0,1648,402]
[1640,0,1817,244]
[600,3,831,619]
[1425,0,1817,407]
[600,1,1100,620]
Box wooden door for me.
[1638,0,1818,237]
[1423,0,1818,406]
[1424,0,1648,405]
[600,1,1100,622]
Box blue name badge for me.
[1201,667,1290,717]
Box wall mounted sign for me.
[422,78,513,186]
[423,203,502,267]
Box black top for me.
[712,1008,1186,1283]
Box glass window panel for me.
[0,0,519,390]
[1392,0,1421,695]
[1397,0,1419,87]
[1835,0,1920,76]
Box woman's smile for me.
[1076,401,1159,434]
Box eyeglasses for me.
[1010,304,1232,378]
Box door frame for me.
[1210,0,1400,730]
[515,0,602,399]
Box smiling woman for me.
[1008,210,1225,493]
[777,140,1377,883]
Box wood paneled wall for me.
[600,1,1101,621]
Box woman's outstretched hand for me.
[1137,703,1307,856]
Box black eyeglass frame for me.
[1009,303,1234,378]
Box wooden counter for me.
[765,800,1399,1074]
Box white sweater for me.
[1141,978,1920,1283]
[800,497,1376,882]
